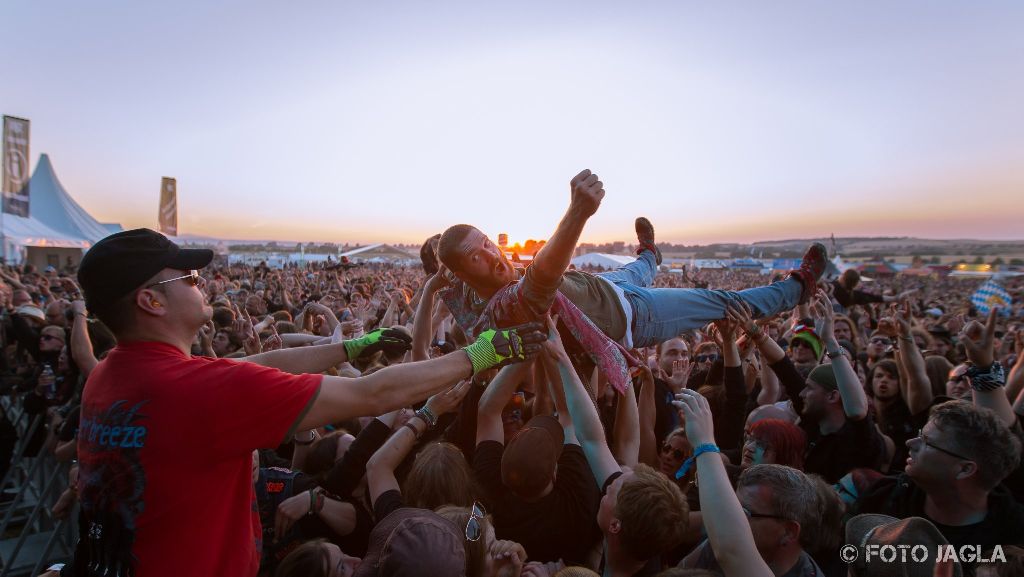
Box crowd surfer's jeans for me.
[597,251,802,348]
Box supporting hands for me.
[343,327,413,360]
[423,379,473,417]
[463,322,546,376]
[726,301,761,339]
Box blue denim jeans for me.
[598,251,802,348]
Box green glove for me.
[344,328,413,360]
[463,322,545,375]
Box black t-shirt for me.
[853,474,1024,566]
[876,400,929,473]
[373,489,405,523]
[473,441,601,565]
[652,378,680,444]
[802,413,886,483]
[830,280,884,310]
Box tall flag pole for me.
[158,177,178,236]
[2,116,31,217]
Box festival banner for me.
[971,279,1012,316]
[158,177,177,236]
[2,116,31,217]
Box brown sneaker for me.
[635,217,662,265]
[789,242,828,304]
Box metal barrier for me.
[0,394,77,576]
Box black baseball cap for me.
[78,228,213,312]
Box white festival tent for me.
[571,253,637,269]
[0,154,122,267]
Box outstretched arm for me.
[299,324,544,430]
[412,269,449,361]
[477,362,533,446]
[543,317,620,487]
[814,291,868,420]
[70,301,99,377]
[637,366,659,466]
[674,389,773,577]
[527,170,605,300]
[962,308,1016,427]
[880,301,933,415]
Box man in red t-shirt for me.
[62,229,542,577]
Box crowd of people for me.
[3,172,1024,577]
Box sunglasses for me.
[465,501,487,542]
[146,270,202,289]
[695,354,719,364]
[791,340,815,350]
[741,506,790,522]
[41,334,64,343]
[661,444,686,460]
[870,337,892,346]
[916,428,971,461]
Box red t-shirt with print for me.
[72,341,320,577]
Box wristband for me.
[404,421,424,439]
[675,443,720,480]
[966,361,1006,392]
[307,489,317,516]
[415,408,437,429]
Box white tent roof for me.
[0,213,91,249]
[571,253,636,268]
[28,154,120,243]
[339,243,416,259]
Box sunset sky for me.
[3,1,1023,245]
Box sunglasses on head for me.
[661,444,686,460]
[465,501,487,542]
[146,270,201,289]
[695,353,719,364]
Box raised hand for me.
[569,169,605,219]
[423,379,474,417]
[726,301,759,338]
[198,321,215,355]
[343,327,413,360]
[713,316,738,343]
[961,308,998,368]
[673,388,716,447]
[262,326,283,352]
[811,289,836,343]
[892,300,914,338]
[464,322,547,375]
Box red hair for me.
[749,419,807,470]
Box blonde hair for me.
[614,464,689,561]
